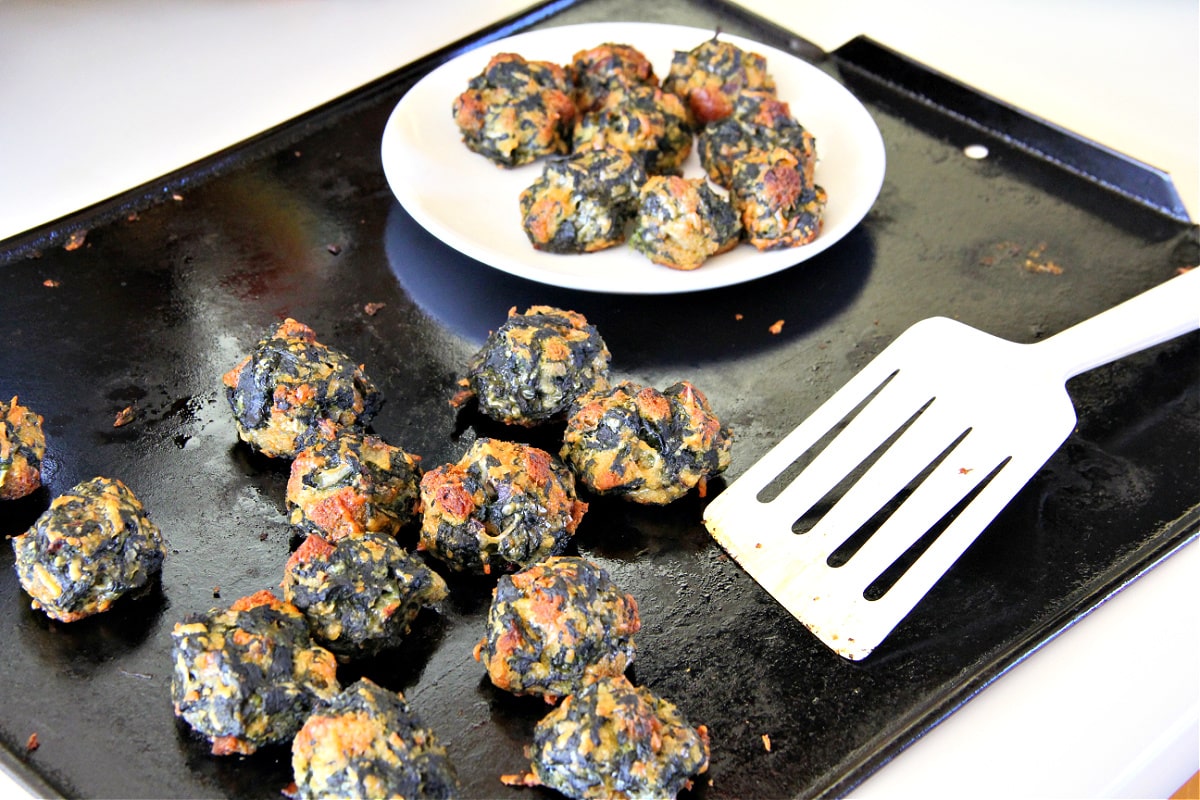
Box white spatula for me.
[704,267,1199,660]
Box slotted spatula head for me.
[703,269,1199,660]
[704,318,1078,661]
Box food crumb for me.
[42,278,60,288]
[113,405,137,427]
[363,302,386,316]
[212,587,220,598]
[64,229,87,251]
[768,319,785,335]
[734,313,744,321]
[171,193,184,202]
[762,733,772,752]
[326,243,342,256]
[127,212,140,222]
[26,732,38,753]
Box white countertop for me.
[1,1,1196,797]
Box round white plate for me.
[380,22,886,294]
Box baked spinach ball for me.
[731,145,827,250]
[520,146,647,254]
[698,89,817,189]
[0,395,45,501]
[170,590,340,755]
[222,318,382,459]
[292,678,461,800]
[286,431,422,542]
[475,556,640,702]
[503,674,710,799]
[662,33,776,125]
[568,42,658,113]
[418,438,587,575]
[630,175,742,270]
[12,476,165,622]
[573,83,693,177]
[452,52,577,168]
[454,305,611,427]
[561,380,732,505]
[282,532,448,658]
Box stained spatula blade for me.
[704,269,1199,660]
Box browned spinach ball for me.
[222,318,382,459]
[697,89,817,188]
[282,532,447,658]
[561,380,732,505]
[12,476,165,622]
[292,678,461,800]
[453,52,577,167]
[286,431,422,542]
[630,175,742,270]
[573,83,693,177]
[418,438,587,575]
[520,146,647,254]
[475,556,640,701]
[731,145,827,250]
[568,42,658,113]
[1,395,45,500]
[170,590,340,756]
[503,674,710,799]
[454,305,611,427]
[662,34,776,125]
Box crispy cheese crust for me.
[508,674,710,800]
[286,432,422,542]
[170,590,340,756]
[561,381,732,505]
[573,84,693,177]
[519,146,648,254]
[630,175,742,270]
[568,42,658,113]
[662,35,776,125]
[452,52,577,168]
[292,678,461,800]
[418,438,587,574]
[0,396,45,501]
[475,556,640,701]
[222,319,382,459]
[698,89,817,188]
[731,145,827,250]
[282,532,448,658]
[457,305,611,427]
[12,476,165,622]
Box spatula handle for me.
[1036,267,1200,379]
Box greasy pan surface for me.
[2,1,1197,797]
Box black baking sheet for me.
[2,1,1197,798]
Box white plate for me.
[380,22,886,294]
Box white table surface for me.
[1,1,1196,798]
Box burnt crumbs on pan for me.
[452,32,826,271]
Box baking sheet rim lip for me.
[379,20,887,295]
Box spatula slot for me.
[826,428,971,567]
[789,393,934,536]
[756,369,900,504]
[862,455,1011,601]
